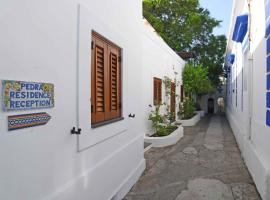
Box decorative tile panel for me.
[2,80,54,111]
[8,112,51,131]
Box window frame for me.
[91,31,123,128]
[170,81,176,120]
[153,77,162,106]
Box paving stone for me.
[175,178,234,200]
[192,132,205,146]
[183,147,198,155]
[231,183,261,200]
[124,115,261,200]
[204,116,224,151]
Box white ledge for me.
[177,113,200,127]
[144,125,184,148]
[196,110,205,117]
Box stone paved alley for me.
[124,115,261,200]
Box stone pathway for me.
[124,115,261,200]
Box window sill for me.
[91,117,124,129]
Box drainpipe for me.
[247,0,253,140]
[247,0,252,46]
[247,53,253,140]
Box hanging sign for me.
[8,112,51,131]
[2,80,54,111]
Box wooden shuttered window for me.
[170,82,176,119]
[91,32,122,125]
[153,77,162,105]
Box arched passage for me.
[208,98,214,114]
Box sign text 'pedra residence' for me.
[2,80,54,111]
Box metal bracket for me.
[71,127,81,135]
[128,113,135,118]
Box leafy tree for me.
[182,63,213,97]
[193,35,227,87]
[143,0,226,87]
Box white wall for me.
[199,86,226,114]
[0,1,145,200]
[226,0,270,199]
[142,20,185,134]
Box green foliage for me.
[148,104,164,133]
[162,76,172,96]
[143,0,226,86]
[182,63,213,97]
[148,104,178,137]
[193,35,227,87]
[178,98,196,119]
[155,124,178,137]
[156,125,170,136]
[166,124,178,132]
[166,111,175,124]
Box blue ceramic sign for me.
[2,80,54,111]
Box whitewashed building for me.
[0,1,145,200]
[142,20,185,135]
[0,1,185,200]
[226,0,270,199]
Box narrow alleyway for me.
[124,115,261,200]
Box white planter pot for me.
[144,125,184,148]
[177,113,200,126]
[196,110,205,117]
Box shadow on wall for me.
[226,65,246,113]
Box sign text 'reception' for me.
[2,80,54,111]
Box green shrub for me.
[182,63,214,97]
[156,125,170,137]
[178,98,196,119]
[148,105,164,134]
[148,105,179,137]
[166,124,178,132]
[156,124,178,137]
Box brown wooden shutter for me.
[91,32,122,125]
[107,45,121,119]
[158,80,162,104]
[91,36,107,124]
[153,78,157,105]
[153,78,162,105]
[170,82,176,119]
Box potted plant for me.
[177,98,200,126]
[145,103,184,147]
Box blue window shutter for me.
[267,92,270,108]
[267,110,270,126]
[267,38,270,55]
[232,14,248,43]
[267,74,270,90]
[267,56,270,72]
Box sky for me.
[199,0,233,36]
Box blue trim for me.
[227,54,235,64]
[266,0,270,19]
[267,92,270,108]
[266,19,270,37]
[232,14,248,43]
[267,37,270,55]
[267,73,270,90]
[267,56,270,72]
[267,110,270,127]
